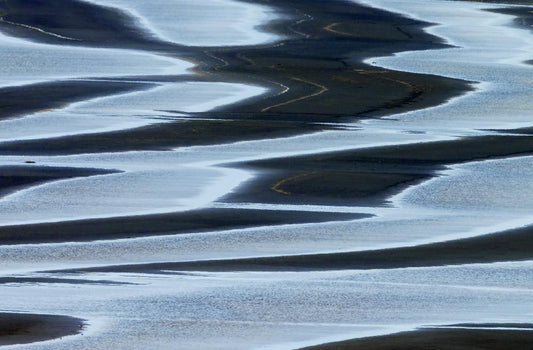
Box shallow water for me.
[0,32,190,87]
[1,262,531,349]
[84,0,279,46]
[0,82,266,142]
[358,0,533,131]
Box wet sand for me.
[0,0,192,53]
[0,165,115,198]
[0,313,84,346]
[0,208,366,245]
[0,80,155,120]
[300,325,533,350]
[0,119,327,155]
[223,132,533,207]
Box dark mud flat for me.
[489,6,533,33]
[0,119,328,156]
[300,325,533,350]
[0,80,155,120]
[222,133,533,207]
[0,313,84,346]
[0,208,367,245]
[0,0,195,54]
[0,165,116,198]
[463,0,533,4]
[69,223,533,273]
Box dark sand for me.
[0,313,84,346]
[300,325,533,350]
[0,165,116,198]
[0,208,367,245]
[0,276,130,285]
[64,223,532,273]
[489,6,533,34]
[0,79,155,120]
[0,119,328,156]
[0,0,194,53]
[464,0,533,4]
[222,133,533,207]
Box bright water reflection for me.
[0,32,190,87]
[84,0,279,46]
[1,261,531,349]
